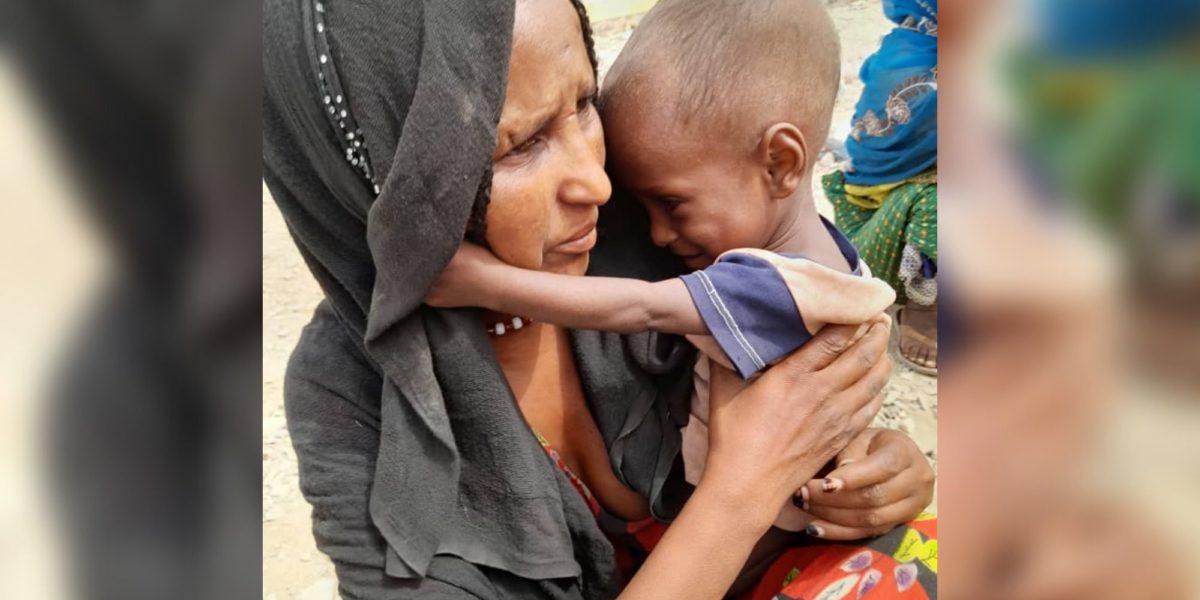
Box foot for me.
[897,302,937,375]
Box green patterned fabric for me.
[823,170,937,303]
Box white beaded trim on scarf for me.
[311,1,380,196]
[486,317,529,336]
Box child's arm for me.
[426,243,708,335]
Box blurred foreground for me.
[2,0,261,597]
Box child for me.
[428,0,894,531]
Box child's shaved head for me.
[601,0,841,164]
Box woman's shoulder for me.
[285,301,383,420]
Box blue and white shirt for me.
[676,219,895,531]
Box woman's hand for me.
[701,322,892,530]
[797,428,935,540]
[622,323,891,599]
[425,242,506,309]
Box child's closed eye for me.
[657,197,682,214]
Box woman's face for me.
[486,0,611,276]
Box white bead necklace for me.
[486,316,531,336]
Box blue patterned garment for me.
[843,0,938,186]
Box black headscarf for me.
[263,0,693,596]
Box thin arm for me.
[480,263,708,335]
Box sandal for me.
[895,302,937,376]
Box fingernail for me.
[804,524,823,538]
[792,492,809,511]
[800,485,810,503]
[822,477,843,492]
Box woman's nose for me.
[558,122,611,206]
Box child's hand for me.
[425,242,505,308]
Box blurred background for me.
[1,0,1197,598]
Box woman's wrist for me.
[692,472,782,536]
[622,468,778,598]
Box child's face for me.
[606,108,776,270]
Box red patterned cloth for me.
[534,431,600,515]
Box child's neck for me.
[764,188,852,274]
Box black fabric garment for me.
[263,0,694,597]
[288,303,692,599]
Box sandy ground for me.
[262,2,936,597]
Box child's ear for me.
[757,123,809,199]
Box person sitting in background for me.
[823,0,939,375]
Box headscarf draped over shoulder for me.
[263,0,691,595]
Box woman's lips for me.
[553,226,597,254]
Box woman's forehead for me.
[510,0,588,84]
[513,0,582,47]
[500,0,592,128]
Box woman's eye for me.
[508,137,540,156]
[576,96,595,116]
[658,197,681,214]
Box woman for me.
[263,0,935,597]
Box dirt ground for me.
[262,3,935,597]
